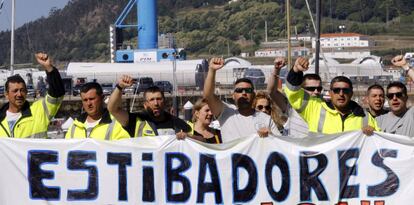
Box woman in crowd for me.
[253,91,287,135]
[187,98,222,144]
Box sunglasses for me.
[331,87,352,94]
[304,86,323,92]
[234,87,254,94]
[256,105,271,111]
[386,92,404,99]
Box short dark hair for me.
[387,81,407,96]
[80,82,103,96]
[303,73,322,82]
[367,84,384,95]
[234,78,254,90]
[144,86,164,99]
[5,74,26,92]
[330,76,353,90]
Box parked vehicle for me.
[136,77,154,94]
[154,81,173,94]
[72,84,84,96]
[243,68,265,88]
[26,84,36,98]
[101,83,114,96]
[0,86,4,98]
[124,84,138,95]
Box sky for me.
[0,0,70,32]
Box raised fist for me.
[274,57,286,70]
[209,57,224,71]
[35,52,53,72]
[293,57,309,72]
[118,75,134,89]
[391,55,410,70]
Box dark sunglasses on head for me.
[304,86,323,92]
[234,87,254,93]
[256,105,271,111]
[331,87,352,94]
[386,92,404,99]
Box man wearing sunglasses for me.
[283,57,379,135]
[375,55,414,137]
[365,84,388,118]
[302,74,323,97]
[203,57,280,142]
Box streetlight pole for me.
[315,0,321,75]
[286,0,291,69]
[172,52,179,117]
[10,0,15,75]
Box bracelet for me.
[115,84,123,91]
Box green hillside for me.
[0,0,413,67]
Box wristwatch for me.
[115,84,123,91]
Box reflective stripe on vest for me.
[42,99,51,120]
[317,108,327,133]
[47,95,62,105]
[30,132,48,139]
[362,110,369,128]
[296,92,310,113]
[136,121,146,137]
[70,125,76,139]
[105,120,116,140]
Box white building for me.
[255,47,310,57]
[320,50,371,59]
[312,33,371,49]
[290,34,313,42]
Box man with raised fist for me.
[203,57,280,142]
[0,52,65,138]
[284,57,378,135]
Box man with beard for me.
[365,84,388,118]
[0,52,65,138]
[203,57,280,142]
[284,57,378,135]
[108,75,190,138]
[375,55,414,137]
[65,82,130,140]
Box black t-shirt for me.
[193,128,222,144]
[126,111,191,137]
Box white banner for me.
[1,131,414,204]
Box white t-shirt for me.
[85,119,100,137]
[6,111,21,132]
[376,107,414,138]
[218,102,280,143]
[283,106,309,138]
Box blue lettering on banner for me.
[67,151,98,201]
[196,153,222,204]
[367,149,399,197]
[142,152,155,202]
[28,150,60,200]
[338,148,360,199]
[165,152,192,203]
[107,152,132,201]
[232,153,258,203]
[23,146,402,203]
[299,151,329,201]
[265,152,290,202]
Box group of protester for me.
[0,52,413,142]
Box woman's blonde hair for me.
[192,98,209,122]
[253,91,286,130]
